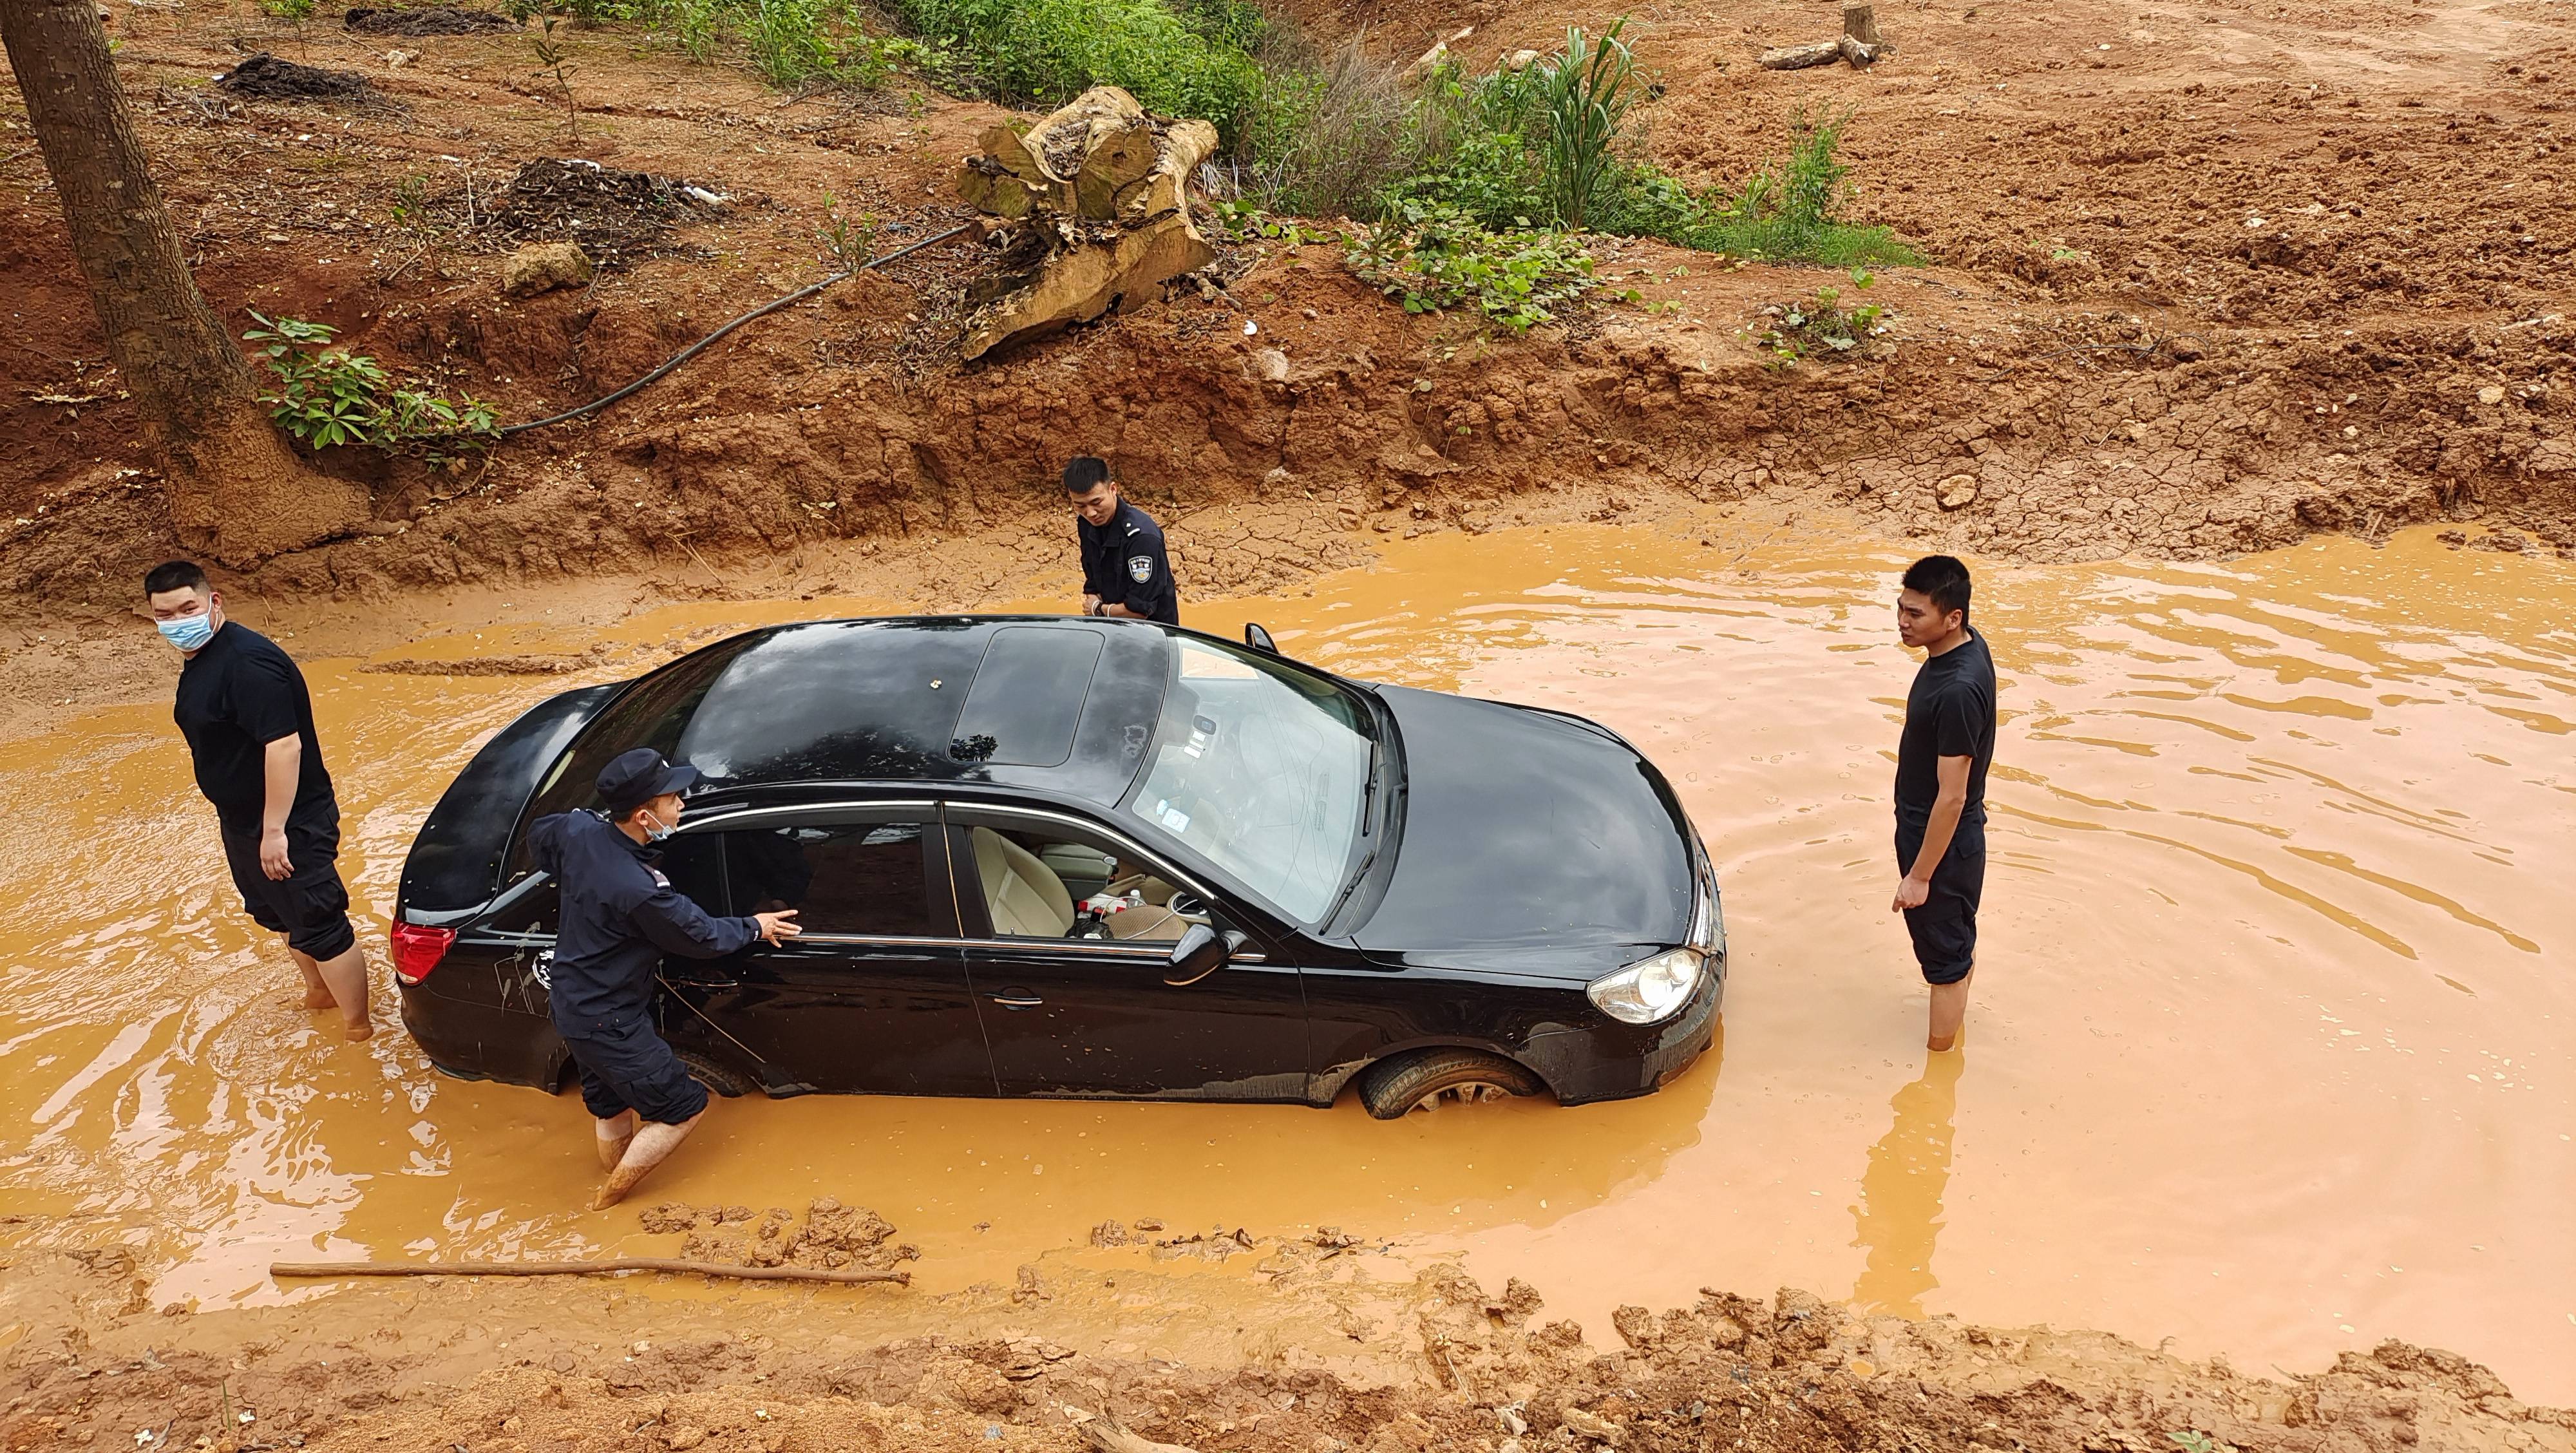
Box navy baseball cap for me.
[596,748,703,815]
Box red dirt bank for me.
[3,0,2571,631]
[5,1239,2570,1453]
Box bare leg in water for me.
[594,1109,640,1171]
[593,1110,705,1208]
[1927,969,1974,1052]
[292,951,334,1011]
[289,945,375,1040]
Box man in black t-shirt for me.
[1889,555,1997,1052]
[146,561,371,1040]
[1067,455,1180,625]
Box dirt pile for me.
[211,53,373,102]
[484,157,734,267]
[1,1246,2568,1453]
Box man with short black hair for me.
[146,560,373,1040]
[527,749,800,1207]
[1889,554,1996,1052]
[1067,455,1179,624]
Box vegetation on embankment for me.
[499,0,1917,277]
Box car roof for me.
[667,615,1174,808]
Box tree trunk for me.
[1757,39,1842,69]
[1843,4,1884,46]
[1,0,368,564]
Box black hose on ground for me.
[489,223,975,439]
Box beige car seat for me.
[973,827,1075,936]
[1104,902,1192,942]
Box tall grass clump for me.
[1528,21,1635,231]
[1236,36,1416,218]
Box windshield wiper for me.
[1324,844,1377,929]
[1359,741,1381,836]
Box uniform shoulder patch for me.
[1128,555,1155,584]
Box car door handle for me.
[991,990,1043,1009]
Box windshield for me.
[1126,638,1374,923]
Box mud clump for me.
[1,1249,2569,1453]
[646,1197,920,1270]
[213,53,372,102]
[484,158,728,268]
[500,240,596,298]
[345,5,518,34]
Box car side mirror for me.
[1165,924,1247,987]
[1243,622,1278,655]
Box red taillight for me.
[390,921,456,985]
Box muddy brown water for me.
[3,523,2570,1399]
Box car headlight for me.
[1587,947,1705,1025]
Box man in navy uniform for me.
[528,749,799,1208]
[1068,455,1179,624]
[146,560,373,1041]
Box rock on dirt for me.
[1937,473,1979,509]
[502,241,596,298]
[213,53,371,101]
[345,5,518,34]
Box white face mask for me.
[638,808,675,842]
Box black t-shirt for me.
[1078,501,1180,624]
[173,622,337,835]
[1894,627,1996,825]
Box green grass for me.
[889,0,1267,140]
[1385,59,1921,267]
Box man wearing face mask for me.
[527,749,800,1208]
[146,560,372,1040]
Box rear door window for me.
[721,822,936,937]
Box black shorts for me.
[558,1016,709,1125]
[220,813,357,962]
[1895,814,1985,986]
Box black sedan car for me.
[391,617,1723,1118]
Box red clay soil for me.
[5,1227,2571,1453]
[2,0,2570,632]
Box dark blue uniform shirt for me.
[527,810,757,1036]
[1079,500,1179,624]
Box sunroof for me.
[953,625,1106,767]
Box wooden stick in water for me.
[270,1257,909,1286]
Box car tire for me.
[676,1050,755,1099]
[1357,1049,1542,1119]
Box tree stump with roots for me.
[954,86,1218,361]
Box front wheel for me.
[1357,1049,1541,1119]
[676,1049,755,1099]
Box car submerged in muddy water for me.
[390,616,1723,1118]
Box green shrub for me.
[1343,200,1600,332]
[244,312,496,458]
[743,0,884,87]
[891,0,1265,140]
[1600,108,1920,265]
[1747,267,1891,368]
[1345,33,1917,268]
